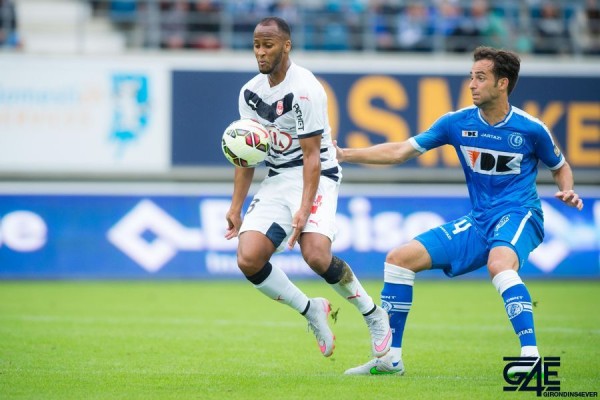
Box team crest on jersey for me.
[460,146,522,175]
[508,132,524,149]
[276,100,284,116]
[462,130,478,137]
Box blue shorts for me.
[414,208,544,277]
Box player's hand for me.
[333,140,345,162]
[287,211,309,249]
[225,211,242,240]
[554,189,584,211]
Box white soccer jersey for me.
[238,62,341,182]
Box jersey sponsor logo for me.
[495,215,510,232]
[269,128,293,153]
[244,90,293,122]
[481,133,502,140]
[460,146,522,175]
[508,132,524,149]
[293,103,304,131]
[462,130,478,137]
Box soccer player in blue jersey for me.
[335,46,584,375]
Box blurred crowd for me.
[2,0,600,56]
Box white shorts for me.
[240,170,340,252]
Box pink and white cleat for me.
[305,297,335,357]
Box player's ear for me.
[498,77,509,91]
[284,39,292,54]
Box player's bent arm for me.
[551,162,584,211]
[337,140,421,165]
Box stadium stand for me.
[3,0,598,56]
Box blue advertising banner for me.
[1,187,598,279]
[171,70,600,172]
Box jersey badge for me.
[276,100,284,116]
[462,130,478,137]
[508,132,524,149]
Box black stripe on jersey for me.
[321,167,340,182]
[299,129,324,138]
[282,146,328,157]
[265,158,304,169]
[267,166,340,182]
[244,90,294,122]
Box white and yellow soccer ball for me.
[221,119,271,168]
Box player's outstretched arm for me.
[334,140,420,165]
[551,162,584,211]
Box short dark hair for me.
[473,46,521,95]
[257,16,291,39]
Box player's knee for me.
[385,247,410,268]
[237,247,265,275]
[303,253,329,269]
[385,241,430,272]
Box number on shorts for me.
[246,198,260,214]
[452,218,472,234]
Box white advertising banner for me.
[0,56,170,173]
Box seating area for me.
[2,0,599,56]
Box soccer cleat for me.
[344,354,405,376]
[364,306,392,357]
[305,297,335,357]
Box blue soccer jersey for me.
[409,105,565,225]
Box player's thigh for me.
[239,176,293,252]
[415,215,488,277]
[489,209,544,273]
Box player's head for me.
[253,17,292,75]
[472,46,521,95]
[469,47,520,108]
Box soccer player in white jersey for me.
[224,17,391,360]
[336,46,584,375]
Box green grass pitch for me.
[1,280,598,399]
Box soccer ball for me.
[221,119,271,168]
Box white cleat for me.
[305,297,335,357]
[344,354,405,376]
[364,306,392,357]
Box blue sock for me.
[381,282,413,348]
[502,284,536,347]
